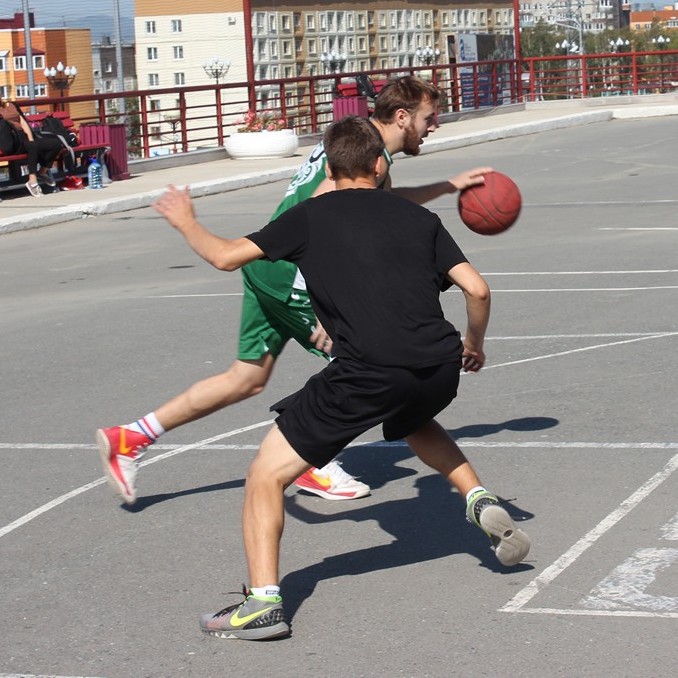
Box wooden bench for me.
[0,112,110,191]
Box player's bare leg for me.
[407,419,530,566]
[155,354,276,431]
[405,419,480,496]
[242,425,311,586]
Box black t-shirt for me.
[247,189,467,368]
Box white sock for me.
[250,585,280,598]
[125,412,165,440]
[465,486,487,504]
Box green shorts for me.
[238,274,328,361]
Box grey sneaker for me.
[26,181,43,197]
[38,170,57,187]
[199,586,289,641]
[466,490,530,566]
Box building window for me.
[173,46,184,59]
[269,13,277,32]
[32,55,44,69]
[148,73,159,87]
[282,15,291,31]
[105,62,113,73]
[174,72,185,85]
[147,47,158,61]
[146,21,156,33]
[171,19,182,33]
[13,56,26,70]
[151,125,161,140]
[306,14,315,31]
[308,38,316,55]
[150,99,161,111]
[282,40,292,57]
[0,57,6,71]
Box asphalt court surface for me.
[1,117,677,677]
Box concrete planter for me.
[225,129,299,160]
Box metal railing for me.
[11,53,677,161]
[522,49,678,100]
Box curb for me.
[3,106,676,235]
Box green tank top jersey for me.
[242,141,393,302]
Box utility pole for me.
[113,0,126,115]
[21,0,36,109]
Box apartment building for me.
[0,13,95,121]
[517,1,621,36]
[135,1,515,112]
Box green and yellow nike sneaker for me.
[466,490,531,567]
[199,586,289,640]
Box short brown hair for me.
[373,76,439,122]
[323,115,384,180]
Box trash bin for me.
[333,96,369,120]
[79,123,130,181]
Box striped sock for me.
[125,412,165,441]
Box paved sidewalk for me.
[1,97,677,235]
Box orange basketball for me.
[458,171,522,235]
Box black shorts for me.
[271,357,461,468]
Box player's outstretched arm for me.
[153,184,264,271]
[447,262,491,373]
[391,167,493,205]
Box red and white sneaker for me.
[96,427,153,505]
[294,460,370,501]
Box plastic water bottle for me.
[87,158,103,189]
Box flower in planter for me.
[236,110,288,133]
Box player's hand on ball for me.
[462,347,485,373]
[450,167,494,193]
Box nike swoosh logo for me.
[230,605,274,628]
[310,474,332,488]
[119,429,135,457]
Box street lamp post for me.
[203,56,231,84]
[319,50,347,74]
[415,46,440,66]
[555,39,580,98]
[44,62,77,109]
[652,36,670,92]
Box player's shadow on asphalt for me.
[123,415,556,512]
[121,478,245,512]
[281,472,535,623]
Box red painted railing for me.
[11,54,677,160]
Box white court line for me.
[482,270,678,275]
[2,332,676,539]
[3,442,678,452]
[492,286,678,292]
[501,451,678,616]
[0,420,273,541]
[152,286,678,298]
[479,332,677,371]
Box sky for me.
[0,0,134,24]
